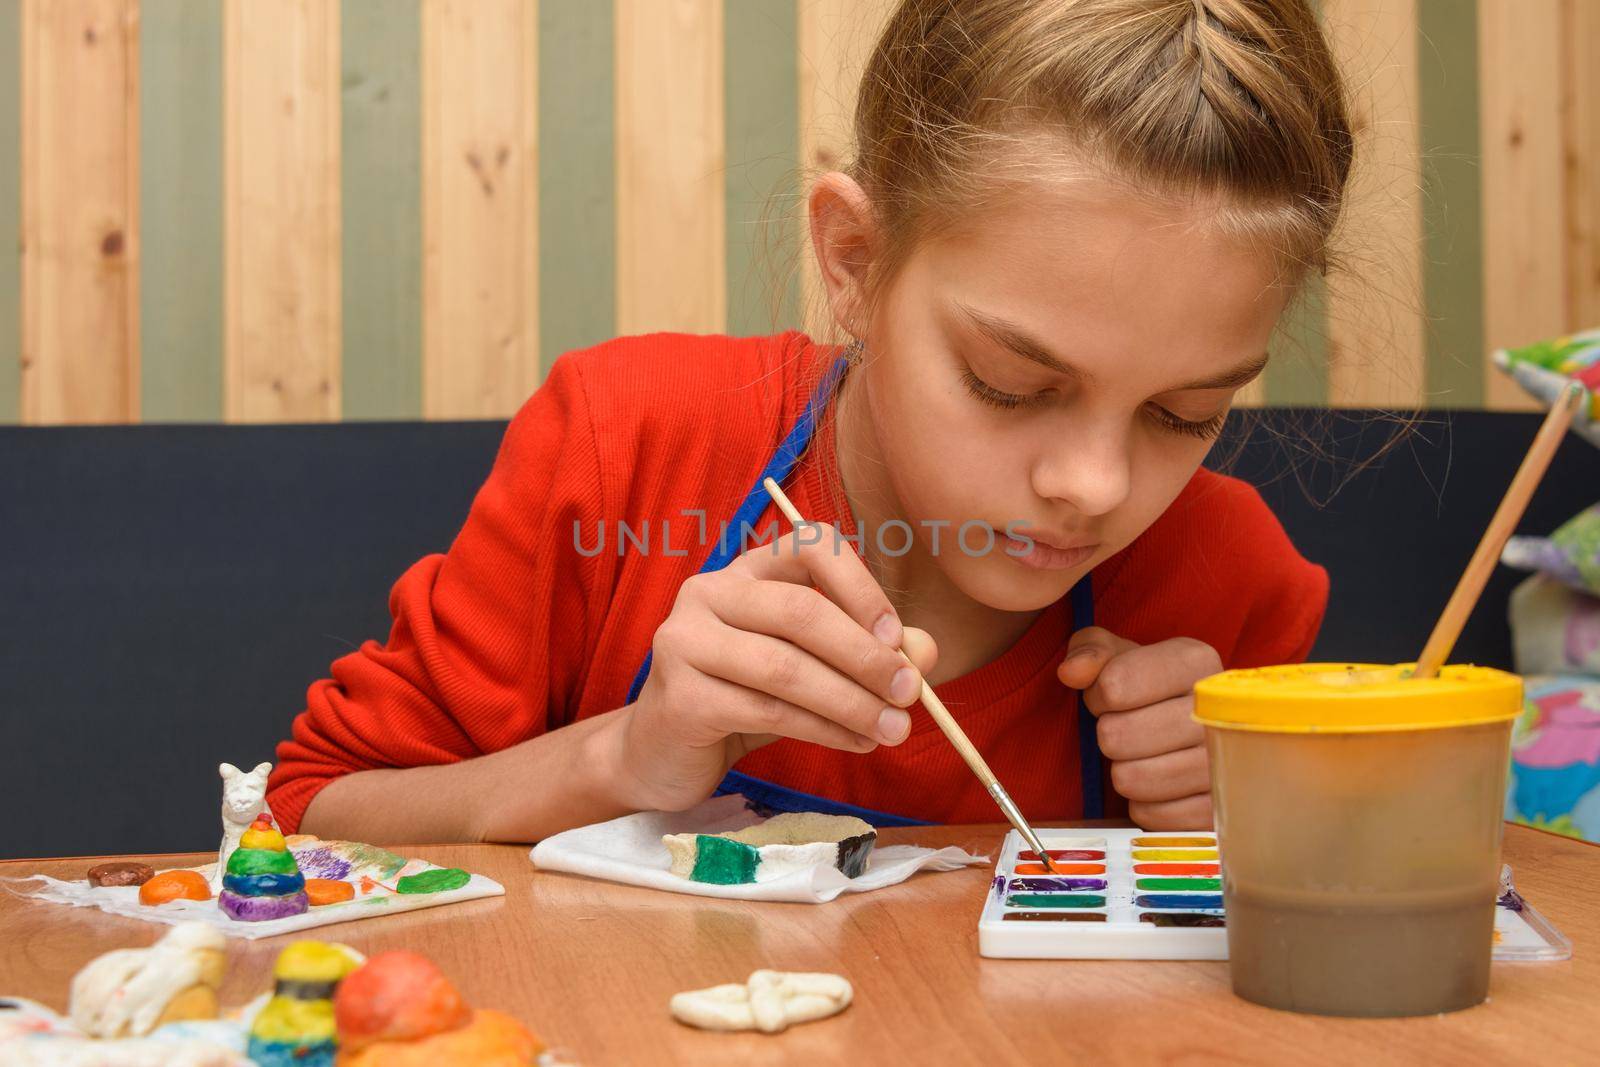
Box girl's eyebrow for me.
[958,303,1086,381]
[958,302,1268,392]
[1169,353,1270,391]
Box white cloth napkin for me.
[529,795,987,902]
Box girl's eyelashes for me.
[1146,403,1227,440]
[962,364,1227,440]
[961,369,1048,410]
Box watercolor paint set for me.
[978,829,1571,961]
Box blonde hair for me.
[849,0,1354,294]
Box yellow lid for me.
[1193,663,1522,733]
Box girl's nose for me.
[1029,419,1132,518]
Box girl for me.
[271,0,1350,842]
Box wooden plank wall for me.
[2,0,1598,423]
[20,0,139,423]
[224,0,341,422]
[1323,0,1425,410]
[797,0,895,344]
[1478,0,1565,413]
[1565,0,1600,335]
[615,0,725,337]
[421,0,539,419]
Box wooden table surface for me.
[2,823,1595,1066]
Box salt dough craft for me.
[304,878,356,906]
[670,970,853,1034]
[334,950,544,1065]
[663,813,877,885]
[220,814,310,922]
[5,942,558,1066]
[69,923,227,1039]
[394,867,470,895]
[214,761,274,892]
[248,941,363,1067]
[13,839,503,941]
[140,870,213,906]
[0,998,250,1067]
[89,861,155,888]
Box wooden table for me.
[2,823,1595,1065]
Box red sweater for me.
[269,332,1328,833]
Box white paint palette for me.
[979,829,1226,959]
[978,829,1572,961]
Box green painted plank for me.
[1260,0,1329,409]
[724,0,799,337]
[538,0,615,372]
[1265,271,1330,407]
[1417,0,1484,408]
[342,0,422,420]
[0,0,20,423]
[140,0,224,423]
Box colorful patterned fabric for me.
[1494,328,1600,447]
[1504,505,1600,598]
[1506,676,1600,842]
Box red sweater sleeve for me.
[268,356,607,833]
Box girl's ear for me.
[808,171,879,340]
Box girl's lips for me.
[1004,534,1098,571]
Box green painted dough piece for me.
[395,867,471,895]
[226,848,300,876]
[688,835,758,885]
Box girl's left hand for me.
[1057,627,1221,830]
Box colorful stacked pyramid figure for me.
[218,812,309,921]
[249,940,363,1067]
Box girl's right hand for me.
[612,528,937,812]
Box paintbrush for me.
[761,477,1059,872]
[1412,381,1584,680]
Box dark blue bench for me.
[2,410,1595,858]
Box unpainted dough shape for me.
[669,970,852,1034]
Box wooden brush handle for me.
[1413,383,1583,679]
[761,477,1055,867]
[910,666,1000,787]
[762,478,1003,782]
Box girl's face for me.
[848,178,1289,613]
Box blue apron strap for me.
[715,770,931,827]
[626,355,850,705]
[1071,574,1104,818]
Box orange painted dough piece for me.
[138,869,212,905]
[305,878,357,906]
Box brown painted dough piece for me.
[86,862,155,888]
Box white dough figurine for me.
[69,923,227,1039]
[213,761,273,891]
[670,970,853,1034]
